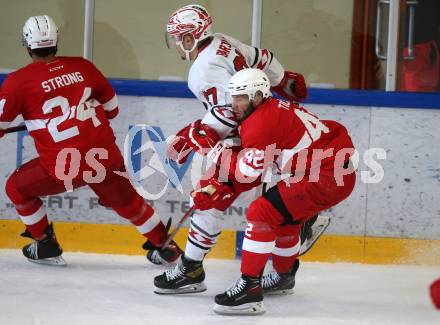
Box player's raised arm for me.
[83,59,119,120]
[251,46,308,102]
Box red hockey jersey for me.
[0,57,119,178]
[231,97,355,181]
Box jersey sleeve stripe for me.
[0,121,11,130]
[24,119,49,132]
[102,95,118,112]
[251,47,260,68]
[268,51,274,66]
[210,105,237,128]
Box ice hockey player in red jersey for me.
[154,4,329,296]
[184,68,356,315]
[0,15,182,266]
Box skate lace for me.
[226,278,246,297]
[26,241,39,259]
[262,271,281,289]
[165,264,186,281]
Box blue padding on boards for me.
[110,79,194,98]
[236,231,245,258]
[2,74,439,109]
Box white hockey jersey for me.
[188,33,285,140]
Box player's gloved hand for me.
[0,129,4,139]
[166,123,193,164]
[187,119,221,155]
[271,71,308,102]
[191,178,234,211]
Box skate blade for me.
[154,282,207,295]
[213,301,265,316]
[27,256,67,266]
[264,288,294,295]
[299,215,330,256]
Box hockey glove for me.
[166,123,193,164]
[191,178,234,211]
[271,71,308,102]
[187,119,221,155]
[0,129,4,139]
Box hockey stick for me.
[3,124,27,134]
[161,184,216,249]
[162,205,196,249]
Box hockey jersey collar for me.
[198,37,213,54]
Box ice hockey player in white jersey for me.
[154,4,329,295]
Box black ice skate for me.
[213,275,265,315]
[21,223,66,266]
[154,255,207,294]
[262,259,300,295]
[299,214,330,256]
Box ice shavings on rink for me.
[0,249,439,325]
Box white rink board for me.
[0,96,439,239]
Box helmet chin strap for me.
[178,39,199,61]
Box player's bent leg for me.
[154,208,223,293]
[112,196,182,266]
[5,158,68,265]
[263,224,302,295]
[185,208,222,261]
[6,160,52,240]
[90,172,182,266]
[214,197,280,315]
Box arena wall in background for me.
[0,79,439,264]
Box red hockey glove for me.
[166,123,194,164]
[271,71,308,102]
[187,120,221,155]
[0,129,4,139]
[191,178,234,211]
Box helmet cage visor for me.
[165,32,181,49]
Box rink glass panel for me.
[92,0,252,80]
[0,0,84,72]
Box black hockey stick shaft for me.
[162,205,196,249]
[4,125,27,134]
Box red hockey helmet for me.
[166,4,213,60]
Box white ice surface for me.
[0,249,439,325]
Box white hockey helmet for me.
[22,15,58,50]
[166,4,213,60]
[228,68,271,101]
